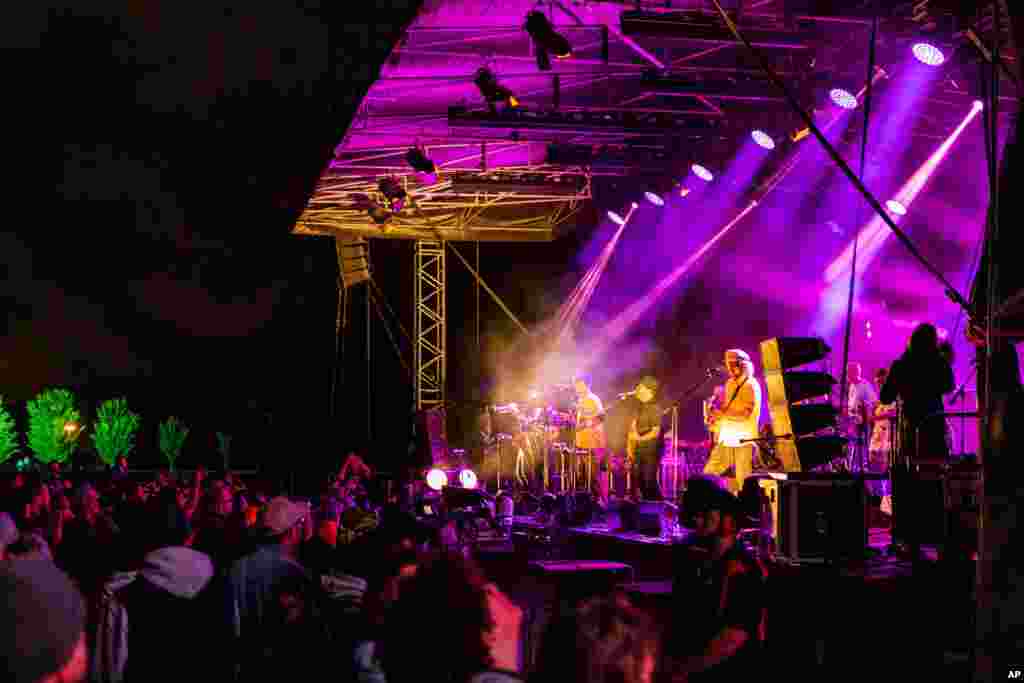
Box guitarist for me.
[703,349,762,495]
[574,375,609,507]
[627,376,664,501]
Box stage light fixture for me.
[458,469,479,489]
[691,164,713,182]
[912,43,945,66]
[679,186,691,197]
[474,67,519,112]
[644,191,664,206]
[378,176,407,212]
[972,99,984,111]
[525,11,571,72]
[829,88,858,110]
[752,130,775,150]
[886,199,907,216]
[426,468,448,491]
[405,147,438,184]
[608,210,626,226]
[631,201,639,209]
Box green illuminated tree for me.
[27,388,82,464]
[216,432,231,471]
[0,396,19,465]
[159,416,189,472]
[92,398,141,466]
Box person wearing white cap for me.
[226,496,314,676]
[703,349,762,494]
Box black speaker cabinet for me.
[759,474,867,563]
[619,500,664,536]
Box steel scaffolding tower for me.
[415,240,446,411]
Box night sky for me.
[4,2,429,480]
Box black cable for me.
[838,4,879,454]
[368,282,414,382]
[705,0,970,313]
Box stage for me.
[470,511,975,677]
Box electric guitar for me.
[703,398,720,447]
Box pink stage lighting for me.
[644,191,665,206]
[830,88,858,110]
[912,43,945,66]
[691,164,713,181]
[885,200,907,216]
[607,211,625,226]
[751,130,775,150]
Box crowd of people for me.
[1,439,771,683]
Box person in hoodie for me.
[114,501,228,682]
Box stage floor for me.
[483,512,973,677]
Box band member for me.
[846,362,877,467]
[868,368,896,516]
[703,349,761,495]
[574,375,609,506]
[627,376,663,501]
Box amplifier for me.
[758,475,867,563]
[895,464,981,548]
[619,500,665,536]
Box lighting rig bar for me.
[619,10,810,49]
[640,68,785,100]
[546,143,681,168]
[448,105,724,134]
[448,170,589,196]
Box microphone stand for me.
[663,369,724,499]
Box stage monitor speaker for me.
[619,500,663,536]
[758,474,867,563]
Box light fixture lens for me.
[644,191,664,206]
[912,43,945,66]
[886,199,907,216]
[607,211,625,226]
[426,468,448,491]
[829,88,858,110]
[459,469,478,489]
[691,164,713,181]
[973,99,984,111]
[751,130,775,149]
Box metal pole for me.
[672,405,680,499]
[366,245,373,444]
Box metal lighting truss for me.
[415,240,446,411]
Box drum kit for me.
[482,384,587,494]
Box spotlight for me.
[829,88,858,110]
[644,191,664,206]
[691,164,713,182]
[607,210,626,226]
[458,469,479,489]
[912,43,945,66]
[426,468,448,491]
[678,186,691,197]
[406,147,438,183]
[972,99,984,111]
[790,127,810,143]
[631,201,639,209]
[886,199,907,216]
[525,11,571,72]
[378,176,407,212]
[751,130,775,150]
[474,67,519,111]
